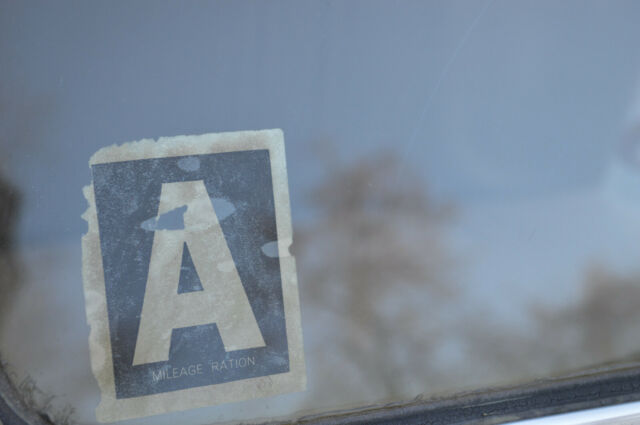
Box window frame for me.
[3,362,640,424]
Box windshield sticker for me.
[82,129,305,422]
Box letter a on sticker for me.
[133,180,265,366]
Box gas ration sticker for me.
[81,129,306,422]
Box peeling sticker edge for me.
[88,129,284,166]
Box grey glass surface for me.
[2,1,640,424]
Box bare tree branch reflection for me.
[297,149,456,399]
[296,145,640,411]
[533,265,640,374]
